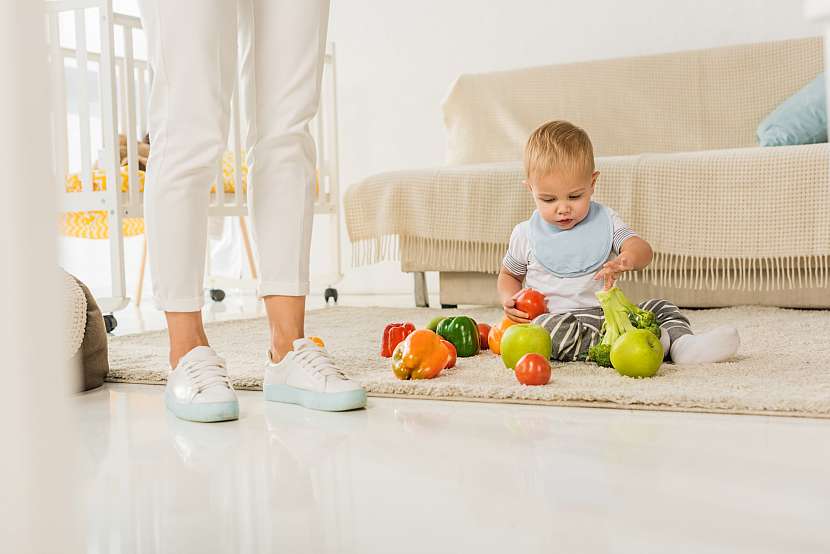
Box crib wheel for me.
[210,289,226,302]
[324,287,338,304]
[104,314,117,334]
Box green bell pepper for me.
[436,316,480,357]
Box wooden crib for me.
[46,0,343,331]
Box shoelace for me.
[181,356,231,394]
[293,345,347,380]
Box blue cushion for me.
[757,73,827,146]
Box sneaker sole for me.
[165,394,239,423]
[264,384,367,412]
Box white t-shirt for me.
[502,206,638,314]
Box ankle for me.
[166,311,209,368]
[170,339,209,368]
[269,339,295,364]
[269,328,304,362]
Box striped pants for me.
[532,299,693,362]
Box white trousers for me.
[139,0,330,311]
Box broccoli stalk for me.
[587,287,661,367]
[609,287,660,337]
[587,289,636,367]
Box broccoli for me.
[587,323,613,367]
[608,287,660,337]
[587,287,661,367]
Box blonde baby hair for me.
[524,120,595,179]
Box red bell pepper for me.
[477,323,491,350]
[381,322,415,357]
[440,338,457,369]
[392,329,451,380]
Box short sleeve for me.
[608,208,638,254]
[502,222,529,276]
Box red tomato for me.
[477,323,492,350]
[515,288,547,320]
[440,338,457,369]
[514,353,551,386]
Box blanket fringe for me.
[350,236,830,290]
[626,252,830,290]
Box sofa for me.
[345,37,829,308]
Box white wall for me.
[327,0,821,295]
[65,0,822,301]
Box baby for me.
[497,120,740,364]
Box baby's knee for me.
[532,312,576,331]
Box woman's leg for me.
[139,0,237,367]
[244,0,331,360]
[244,0,364,411]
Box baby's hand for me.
[594,254,634,290]
[503,291,532,323]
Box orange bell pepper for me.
[392,329,450,380]
[488,317,517,355]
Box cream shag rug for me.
[107,306,830,418]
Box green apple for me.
[426,316,446,332]
[500,324,552,369]
[609,329,664,378]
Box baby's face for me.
[526,169,599,230]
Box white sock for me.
[669,326,740,364]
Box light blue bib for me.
[528,202,613,278]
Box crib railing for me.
[46,0,343,317]
[47,0,127,313]
[113,12,146,220]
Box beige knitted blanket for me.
[345,144,830,291]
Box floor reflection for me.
[79,385,830,554]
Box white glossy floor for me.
[81,292,830,553]
[79,386,830,554]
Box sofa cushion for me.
[757,73,827,146]
[442,38,823,164]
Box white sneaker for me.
[164,346,239,422]
[264,338,367,411]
